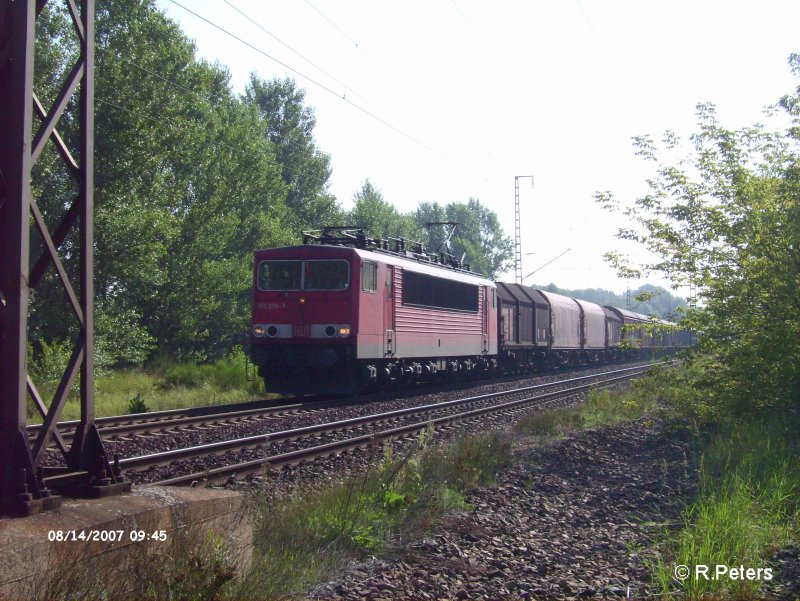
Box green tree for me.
[31,0,292,362]
[347,180,421,240]
[244,76,341,230]
[596,55,800,415]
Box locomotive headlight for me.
[253,325,266,338]
[338,325,351,337]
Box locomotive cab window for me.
[402,271,479,312]
[304,260,349,290]
[257,259,349,291]
[362,261,377,292]
[258,260,301,290]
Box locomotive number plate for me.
[293,325,310,338]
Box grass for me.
[515,379,660,439]
[512,369,799,600]
[235,379,662,599]
[22,372,671,600]
[25,530,237,601]
[650,412,800,599]
[19,429,512,600]
[232,429,513,600]
[27,348,267,422]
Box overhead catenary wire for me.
[450,0,480,38]
[167,0,448,160]
[301,0,389,74]
[223,0,377,110]
[304,0,369,56]
[574,0,600,43]
[522,248,572,281]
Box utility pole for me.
[514,176,534,284]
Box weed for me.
[26,349,270,422]
[127,393,149,414]
[516,382,657,439]
[650,411,800,599]
[240,430,513,600]
[26,531,236,601]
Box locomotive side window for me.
[402,271,479,312]
[304,260,349,290]
[362,261,377,292]
[258,260,301,290]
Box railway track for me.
[28,395,340,446]
[30,361,659,447]
[112,364,654,487]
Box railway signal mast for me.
[514,176,534,284]
[0,0,128,517]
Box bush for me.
[127,393,149,414]
[28,338,74,384]
[94,301,156,371]
[161,347,261,394]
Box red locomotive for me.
[250,228,686,395]
[250,228,497,394]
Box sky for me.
[156,0,799,295]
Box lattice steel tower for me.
[0,0,128,517]
[514,176,534,284]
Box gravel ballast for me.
[309,416,800,600]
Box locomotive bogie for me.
[251,343,357,394]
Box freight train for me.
[249,228,688,395]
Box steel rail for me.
[26,399,311,431]
[28,362,660,442]
[135,367,652,485]
[152,370,643,486]
[26,396,336,442]
[119,364,651,471]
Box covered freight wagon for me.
[496,283,549,370]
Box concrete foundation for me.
[0,486,252,600]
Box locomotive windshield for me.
[257,259,349,291]
[258,260,301,290]
[304,260,349,290]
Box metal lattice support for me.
[0,0,128,518]
[514,176,533,284]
